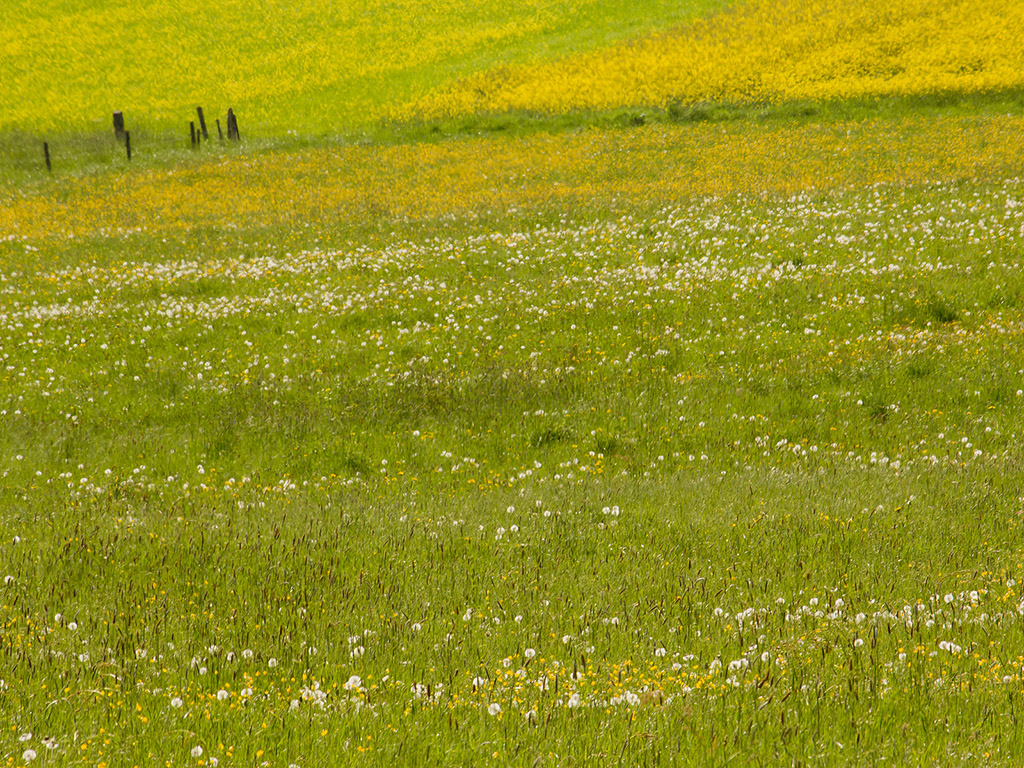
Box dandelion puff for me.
[344,675,362,691]
[170,697,183,709]
[488,702,502,716]
[22,749,37,763]
[655,647,667,657]
[567,693,581,708]
[216,689,229,701]
[19,733,32,742]
[524,648,536,659]
[191,746,203,758]
[242,649,254,659]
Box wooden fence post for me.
[125,131,132,161]
[190,121,197,148]
[44,142,51,173]
[216,119,223,140]
[113,112,125,140]
[197,106,209,139]
[226,108,240,141]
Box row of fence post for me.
[42,106,241,173]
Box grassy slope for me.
[6,2,1024,765]
[0,0,727,135]
[4,110,1024,764]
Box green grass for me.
[0,0,730,135]
[4,112,1024,763]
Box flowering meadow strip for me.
[2,114,1023,247]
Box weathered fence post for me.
[197,106,209,139]
[113,111,125,140]
[226,108,240,141]
[216,119,223,141]
[125,130,132,161]
[44,142,51,173]
[190,121,197,148]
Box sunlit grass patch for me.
[0,0,727,134]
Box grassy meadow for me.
[5,1,1024,766]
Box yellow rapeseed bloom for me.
[407,0,1024,118]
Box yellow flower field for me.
[408,0,1024,119]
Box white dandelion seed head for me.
[170,697,183,709]
[488,702,502,716]
[191,745,203,758]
